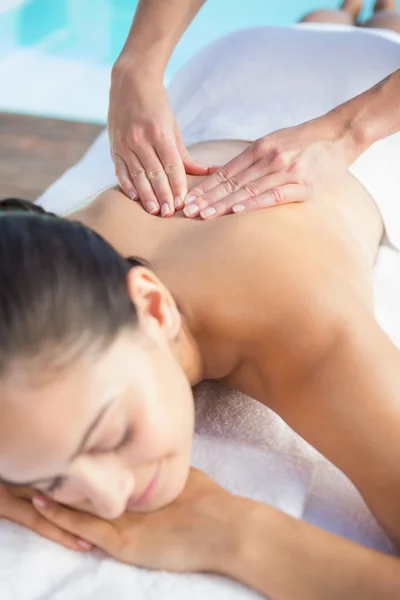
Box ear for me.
[126,267,181,340]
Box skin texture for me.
[109,0,208,213]
[0,137,385,510]
[185,2,400,217]
[109,0,400,214]
[1,139,400,597]
[3,4,400,596]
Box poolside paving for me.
[0,112,103,200]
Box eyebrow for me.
[0,399,114,488]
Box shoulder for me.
[67,185,128,226]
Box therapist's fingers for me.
[184,161,281,216]
[185,171,291,218]
[231,184,309,214]
[125,152,161,215]
[174,128,211,178]
[136,146,176,217]
[155,138,189,211]
[114,155,137,200]
[185,144,257,203]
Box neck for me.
[176,305,241,386]
[152,248,243,386]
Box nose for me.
[71,456,135,519]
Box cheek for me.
[128,390,194,464]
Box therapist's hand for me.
[0,483,92,553]
[32,468,239,573]
[108,62,210,217]
[183,112,360,219]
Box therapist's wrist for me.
[318,109,364,165]
[112,50,165,86]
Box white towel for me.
[4,24,400,600]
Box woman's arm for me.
[31,468,400,599]
[230,497,400,600]
[108,0,209,214]
[185,69,400,218]
[333,69,400,153]
[114,0,206,79]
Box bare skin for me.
[302,0,400,32]
[69,134,400,548]
[2,99,399,600]
[2,5,400,597]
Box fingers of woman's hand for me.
[134,143,192,216]
[114,155,137,201]
[155,138,191,211]
[1,490,91,552]
[190,180,307,219]
[33,496,110,550]
[231,183,308,214]
[124,151,161,215]
[184,167,296,218]
[175,130,210,179]
[184,161,278,217]
[184,145,257,211]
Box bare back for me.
[71,140,383,325]
[68,138,384,397]
[69,141,400,543]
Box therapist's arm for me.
[115,0,206,78]
[333,69,400,152]
[109,0,209,215]
[185,68,400,219]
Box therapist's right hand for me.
[0,483,92,553]
[108,63,210,216]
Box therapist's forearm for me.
[114,0,206,79]
[328,69,400,156]
[222,498,400,599]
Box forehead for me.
[0,333,147,482]
[0,360,97,481]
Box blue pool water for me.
[0,0,399,122]
[0,0,393,77]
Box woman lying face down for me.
[0,201,197,519]
[1,184,400,597]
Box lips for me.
[126,465,160,509]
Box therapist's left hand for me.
[183,112,360,219]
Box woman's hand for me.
[0,483,92,552]
[32,468,238,573]
[183,112,360,219]
[108,61,210,217]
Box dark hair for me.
[0,198,143,376]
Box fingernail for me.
[146,201,158,214]
[232,204,245,213]
[33,496,49,509]
[183,204,199,217]
[185,195,197,205]
[200,207,216,219]
[129,188,137,201]
[174,195,183,209]
[77,538,92,551]
[161,203,170,217]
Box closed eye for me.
[41,427,134,494]
[111,425,133,453]
[44,476,64,494]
